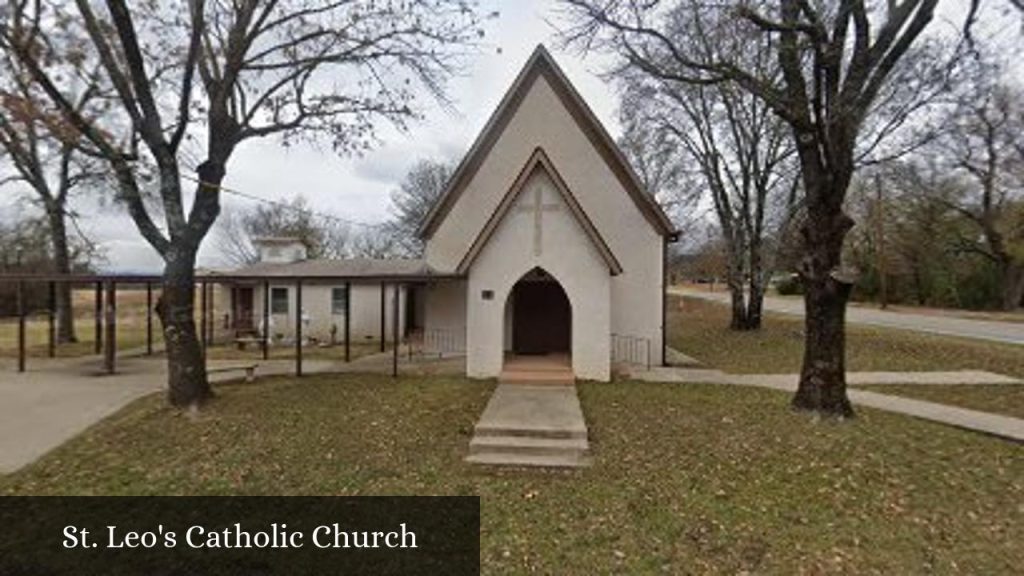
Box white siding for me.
[423,72,664,370]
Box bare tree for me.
[560,0,957,416]
[617,43,797,331]
[933,69,1023,310]
[2,0,488,408]
[0,13,107,343]
[217,196,352,266]
[386,158,453,257]
[350,227,401,259]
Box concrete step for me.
[499,370,574,385]
[469,435,589,457]
[465,451,591,468]
[474,423,588,440]
[502,359,572,372]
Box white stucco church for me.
[219,45,677,382]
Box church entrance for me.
[508,268,571,355]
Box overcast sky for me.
[2,0,1016,273]
[41,0,617,273]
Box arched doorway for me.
[506,267,571,355]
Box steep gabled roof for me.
[456,148,623,276]
[417,44,675,240]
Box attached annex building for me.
[220,45,677,381]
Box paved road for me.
[674,289,1024,345]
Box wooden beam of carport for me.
[104,280,116,374]
[379,282,386,353]
[17,281,25,373]
[47,281,56,358]
[392,283,400,377]
[295,278,303,377]
[344,281,351,363]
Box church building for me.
[418,45,677,381]
[219,45,677,382]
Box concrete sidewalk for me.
[630,365,1024,442]
[674,288,1024,345]
[0,351,464,474]
[0,360,164,474]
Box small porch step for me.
[474,422,588,440]
[465,452,591,468]
[499,370,574,386]
[469,435,588,457]
[500,354,574,385]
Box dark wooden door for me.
[512,281,570,354]
[235,287,255,331]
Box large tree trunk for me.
[724,237,751,330]
[791,162,856,417]
[744,241,765,330]
[727,280,749,330]
[46,206,77,343]
[999,262,1024,311]
[160,251,213,408]
[792,274,855,417]
[746,277,764,330]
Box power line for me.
[178,172,388,229]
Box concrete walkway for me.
[0,351,464,474]
[0,358,164,474]
[675,288,1024,345]
[630,365,1024,442]
[466,384,590,468]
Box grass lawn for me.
[855,384,1024,420]
[669,296,1024,378]
[3,374,1022,573]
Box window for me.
[331,286,349,315]
[270,287,289,314]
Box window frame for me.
[270,286,289,314]
[331,286,349,315]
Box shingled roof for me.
[225,258,440,279]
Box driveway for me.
[0,356,166,474]
[674,289,1024,345]
[0,350,466,475]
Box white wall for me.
[247,282,407,344]
[424,72,664,368]
[422,280,467,355]
[466,169,611,381]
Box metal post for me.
[146,282,153,355]
[379,282,386,352]
[392,283,400,377]
[207,283,215,345]
[262,280,270,360]
[344,281,351,363]
[200,281,208,351]
[661,237,668,367]
[94,281,103,354]
[17,281,26,373]
[295,279,303,377]
[47,281,56,358]
[104,281,116,374]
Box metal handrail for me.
[610,333,651,370]
[422,327,466,358]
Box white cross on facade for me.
[515,182,560,256]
